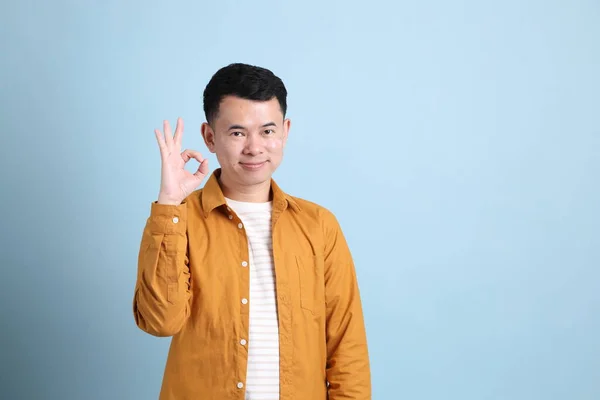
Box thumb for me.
[194,159,209,179]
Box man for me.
[133,63,371,399]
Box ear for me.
[201,122,217,153]
[282,118,291,146]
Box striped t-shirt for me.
[225,197,280,400]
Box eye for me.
[231,131,244,137]
[264,129,275,135]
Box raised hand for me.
[154,118,209,205]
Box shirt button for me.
[241,261,248,267]
[241,298,248,305]
[238,223,243,229]
[237,382,244,389]
[172,217,179,224]
[228,215,233,220]
[240,339,247,346]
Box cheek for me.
[266,138,283,151]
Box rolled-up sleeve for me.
[133,201,192,337]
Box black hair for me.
[203,63,288,125]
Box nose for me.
[243,132,264,156]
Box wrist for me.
[157,194,182,206]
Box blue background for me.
[1,0,599,398]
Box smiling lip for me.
[240,161,267,170]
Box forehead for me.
[215,96,283,127]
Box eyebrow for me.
[227,122,277,130]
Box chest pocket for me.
[295,254,324,315]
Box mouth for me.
[239,161,268,170]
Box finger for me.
[154,129,167,155]
[194,159,209,179]
[181,149,204,164]
[163,120,174,148]
[173,117,184,147]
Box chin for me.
[237,167,273,184]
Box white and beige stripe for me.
[226,198,280,400]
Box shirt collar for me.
[200,168,300,217]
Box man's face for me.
[201,95,290,188]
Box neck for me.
[218,171,272,203]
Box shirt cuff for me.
[147,201,187,234]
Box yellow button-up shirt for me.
[133,169,371,399]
